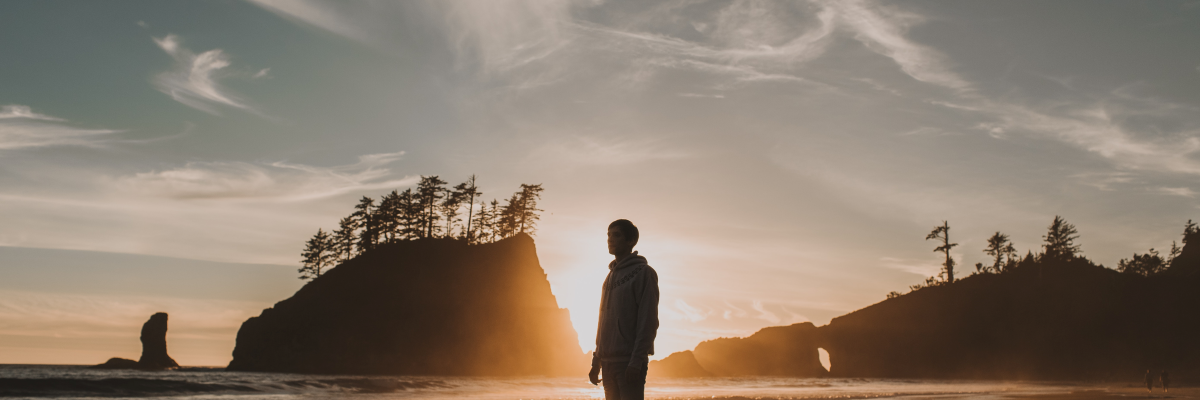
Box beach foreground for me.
[0,365,1192,399]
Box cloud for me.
[530,136,691,166]
[0,105,120,150]
[977,100,1200,176]
[673,299,710,322]
[828,0,970,90]
[678,93,725,99]
[751,300,780,324]
[253,68,271,79]
[879,256,941,276]
[1157,187,1197,198]
[152,34,260,115]
[115,151,415,202]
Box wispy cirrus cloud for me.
[152,34,262,116]
[115,151,414,202]
[0,105,120,150]
[529,136,691,167]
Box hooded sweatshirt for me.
[592,251,659,369]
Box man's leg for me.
[601,362,625,400]
[617,364,646,400]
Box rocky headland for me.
[653,245,1200,380]
[226,233,586,376]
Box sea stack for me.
[94,312,179,370]
[227,234,586,376]
[137,312,179,369]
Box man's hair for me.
[608,219,639,246]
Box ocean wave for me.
[0,377,449,397]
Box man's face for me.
[607,226,634,256]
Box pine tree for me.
[983,232,1016,273]
[455,176,481,242]
[398,188,420,241]
[416,176,448,238]
[352,196,378,253]
[515,183,544,235]
[299,228,335,280]
[332,216,356,262]
[440,187,466,238]
[926,221,958,283]
[469,200,491,244]
[378,190,402,244]
[497,193,520,239]
[1042,215,1081,262]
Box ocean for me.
[0,364,1162,399]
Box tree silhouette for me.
[352,196,379,253]
[397,188,420,240]
[469,199,493,244]
[299,228,335,280]
[1118,249,1166,276]
[440,186,466,238]
[379,190,402,244]
[485,199,501,242]
[983,232,1016,273]
[332,216,356,262]
[416,176,448,238]
[497,193,520,239]
[926,221,958,283]
[515,183,544,235]
[456,176,481,242]
[1042,216,1081,262]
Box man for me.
[588,219,659,400]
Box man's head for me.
[607,219,639,256]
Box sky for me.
[2,0,1200,366]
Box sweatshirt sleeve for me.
[628,267,659,369]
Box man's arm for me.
[627,267,660,370]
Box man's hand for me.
[588,365,601,385]
[621,364,644,382]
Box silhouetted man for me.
[588,219,659,400]
[1162,370,1170,393]
[1145,369,1153,393]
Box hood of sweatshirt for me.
[609,251,648,271]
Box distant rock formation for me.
[647,351,710,378]
[650,322,826,378]
[816,256,1200,379]
[138,313,179,369]
[227,234,587,376]
[652,242,1200,380]
[94,312,178,370]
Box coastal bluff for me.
[226,233,586,375]
[653,247,1200,380]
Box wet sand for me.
[1011,386,1199,399]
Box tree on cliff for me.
[378,190,402,244]
[300,228,335,280]
[479,199,501,243]
[1042,216,1081,262]
[515,183,544,235]
[1118,249,1167,276]
[416,175,448,238]
[982,232,1017,273]
[497,193,520,239]
[352,196,379,254]
[332,216,356,262]
[440,185,467,238]
[926,221,958,283]
[456,176,481,242]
